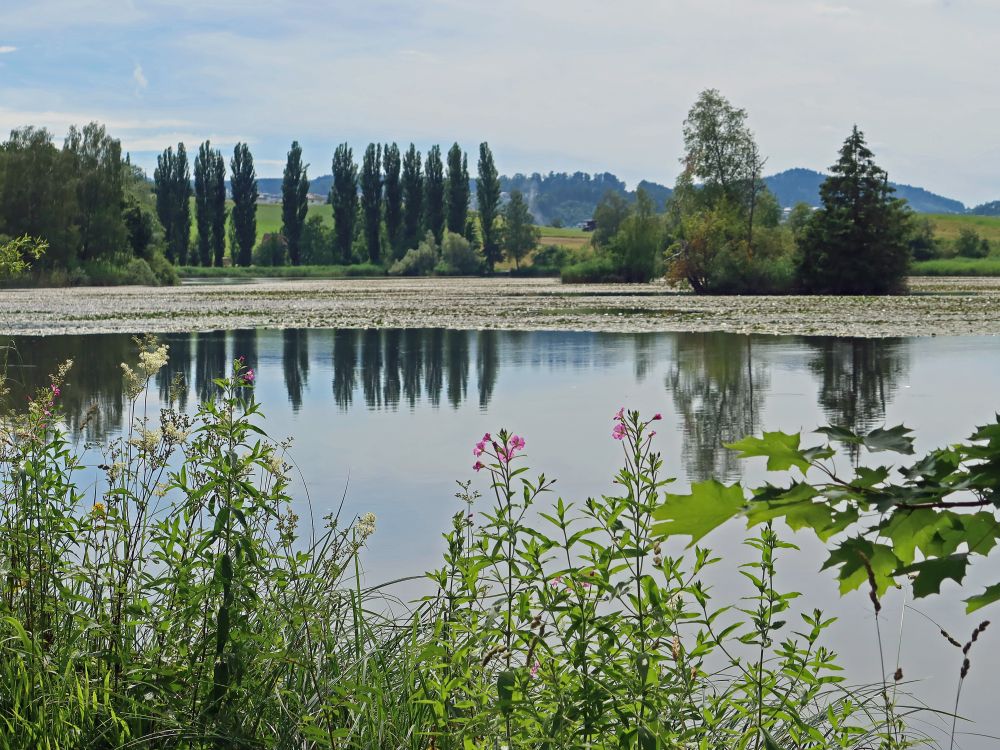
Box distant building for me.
[581,219,597,232]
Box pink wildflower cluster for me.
[243,368,255,384]
[612,408,662,440]
[472,432,526,472]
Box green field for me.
[926,213,1000,244]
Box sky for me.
[0,0,997,205]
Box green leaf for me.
[821,538,899,596]
[652,480,745,547]
[726,431,811,472]
[497,670,515,716]
[895,554,969,598]
[863,425,915,454]
[965,583,1000,613]
[760,728,786,750]
[881,510,945,565]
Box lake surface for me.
[5,328,1000,748]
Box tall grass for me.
[0,339,937,747]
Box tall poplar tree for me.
[210,150,227,266]
[383,143,403,260]
[194,140,214,266]
[153,147,176,261]
[424,145,445,243]
[281,140,310,266]
[476,142,502,272]
[360,143,382,264]
[230,142,258,267]
[154,143,191,265]
[401,144,423,251]
[331,143,358,264]
[446,142,469,235]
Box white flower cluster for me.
[354,512,377,541]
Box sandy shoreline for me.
[3,276,999,338]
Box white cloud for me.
[132,63,147,89]
[0,46,16,54]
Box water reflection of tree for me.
[361,329,383,409]
[424,329,444,408]
[382,329,401,409]
[401,329,423,408]
[332,329,358,409]
[633,333,658,383]
[446,330,469,409]
[156,332,193,411]
[806,337,909,434]
[666,333,769,482]
[282,329,309,412]
[477,330,499,409]
[2,334,132,442]
[195,331,228,403]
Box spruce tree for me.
[446,143,469,235]
[476,142,502,273]
[360,143,383,264]
[401,144,423,251]
[424,145,445,244]
[383,143,403,260]
[797,126,911,295]
[194,141,213,266]
[281,141,310,266]
[331,143,358,264]
[210,150,227,266]
[230,142,258,267]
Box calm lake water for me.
[6,328,1000,748]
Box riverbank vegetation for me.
[0,338,993,746]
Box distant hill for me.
[764,168,965,214]
[971,200,1000,216]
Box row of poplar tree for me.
[153,140,512,272]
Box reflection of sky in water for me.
[7,329,1000,748]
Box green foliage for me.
[64,123,128,263]
[954,226,991,258]
[438,230,483,275]
[230,142,259,267]
[446,142,470,237]
[281,140,310,266]
[194,140,226,267]
[905,215,939,261]
[360,143,383,264]
[301,213,335,265]
[797,127,911,294]
[477,142,503,272]
[389,232,439,276]
[383,143,404,260]
[155,142,192,265]
[560,254,621,283]
[606,188,663,282]
[912,257,1000,276]
[331,142,359,264]
[0,235,46,279]
[424,145,446,244]
[502,190,540,269]
[401,144,424,252]
[592,190,631,249]
[252,232,288,266]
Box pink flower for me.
[238,355,245,363]
[530,660,540,678]
[510,435,525,451]
[243,368,255,384]
[51,385,60,397]
[652,413,662,421]
[498,448,513,464]
[550,576,563,587]
[473,461,485,472]
[649,430,656,438]
[473,441,485,457]
[482,432,491,442]
[614,407,625,422]
[612,423,627,440]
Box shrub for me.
[121,257,157,285]
[147,250,179,285]
[560,255,623,283]
[389,232,439,276]
[253,232,288,266]
[955,227,991,259]
[438,230,483,275]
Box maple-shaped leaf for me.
[862,425,915,454]
[966,582,1000,613]
[821,538,899,596]
[895,554,969,598]
[726,431,812,472]
[652,480,745,547]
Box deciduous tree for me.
[446,142,469,236]
[360,143,382,264]
[281,141,310,266]
[502,190,539,269]
[476,142,502,273]
[383,143,403,260]
[230,142,258,267]
[424,145,445,244]
[401,144,423,251]
[331,143,359,264]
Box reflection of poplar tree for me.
[666,333,769,481]
[807,338,908,435]
[383,329,402,410]
[361,329,383,409]
[446,330,469,409]
[401,329,423,408]
[633,333,657,383]
[332,329,358,409]
[282,329,309,412]
[156,332,192,411]
[424,329,444,407]
[195,330,228,403]
[476,330,499,410]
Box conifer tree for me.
[797,126,911,295]
[446,142,470,236]
[383,143,403,260]
[476,142,502,272]
[401,144,423,251]
[281,140,310,266]
[360,143,383,264]
[331,143,359,264]
[230,142,258,267]
[424,145,445,243]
